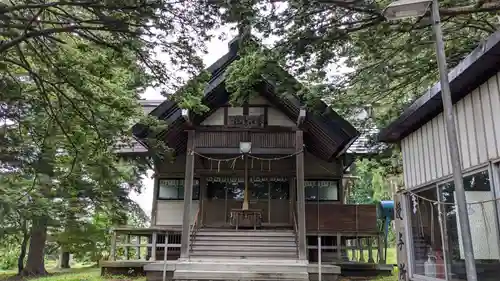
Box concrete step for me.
[175,261,308,273]
[191,240,296,247]
[189,251,297,259]
[173,270,309,281]
[191,245,297,252]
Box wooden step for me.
[189,251,298,258]
[182,258,306,264]
[191,245,297,252]
[191,240,297,247]
[194,235,295,242]
[196,231,295,237]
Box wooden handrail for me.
[189,208,201,252]
[292,208,299,257]
[109,229,182,261]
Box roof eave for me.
[379,30,500,143]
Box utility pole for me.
[430,0,477,280]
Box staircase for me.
[173,228,309,281]
[190,228,298,260]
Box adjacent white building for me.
[379,30,500,281]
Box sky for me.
[129,25,239,217]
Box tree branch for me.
[440,2,500,15]
[0,25,139,53]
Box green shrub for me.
[0,245,18,270]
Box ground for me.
[0,267,145,281]
[0,267,396,281]
[0,248,398,281]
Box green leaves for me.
[175,71,211,114]
[226,48,271,105]
[349,158,393,204]
[217,0,498,137]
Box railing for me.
[194,130,295,149]
[305,204,378,233]
[108,227,181,261]
[189,208,201,251]
[306,232,385,264]
[292,208,299,257]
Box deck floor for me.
[100,259,392,274]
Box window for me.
[305,180,339,201]
[206,177,245,200]
[206,176,289,200]
[406,169,500,281]
[438,170,500,281]
[270,181,289,199]
[206,182,226,199]
[226,182,245,200]
[251,181,268,200]
[206,181,245,200]
[408,187,445,279]
[158,179,200,200]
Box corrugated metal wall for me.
[402,72,500,189]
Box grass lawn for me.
[374,274,398,281]
[0,267,145,281]
[347,247,397,265]
[1,266,399,281]
[0,248,399,281]
[0,260,89,277]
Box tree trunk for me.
[59,250,70,269]
[21,217,48,276]
[17,221,29,274]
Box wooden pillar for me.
[151,232,157,261]
[200,177,206,226]
[136,235,141,260]
[180,130,195,259]
[336,233,342,261]
[368,237,375,263]
[151,176,159,226]
[358,238,365,262]
[164,232,170,260]
[242,154,249,210]
[125,234,130,260]
[289,177,296,225]
[377,234,385,264]
[317,235,322,281]
[296,130,307,260]
[163,232,169,281]
[110,230,117,261]
[350,240,356,261]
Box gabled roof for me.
[132,38,359,161]
[116,100,164,154]
[379,30,500,143]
